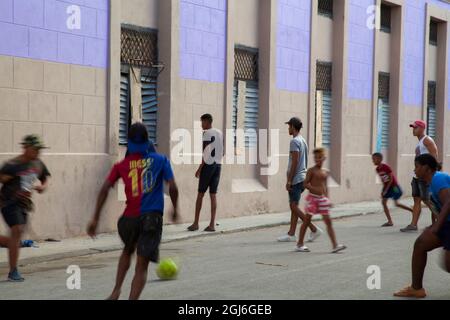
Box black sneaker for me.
[8,269,25,282]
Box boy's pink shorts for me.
[305,194,331,216]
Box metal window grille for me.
[318,0,333,18]
[380,4,391,33]
[141,71,158,143]
[427,81,437,139]
[378,72,390,99]
[121,26,158,70]
[119,69,131,145]
[234,47,258,82]
[316,61,332,91]
[430,20,438,46]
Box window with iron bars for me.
[233,47,259,148]
[380,4,391,33]
[120,25,159,145]
[430,20,438,46]
[318,0,333,18]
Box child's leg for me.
[129,255,151,300]
[108,248,134,300]
[382,198,393,224]
[394,200,413,213]
[0,235,9,248]
[9,225,23,272]
[322,215,338,249]
[297,214,312,247]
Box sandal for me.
[295,245,310,252]
[393,286,426,298]
[381,222,394,227]
[187,225,199,232]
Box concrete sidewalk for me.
[0,198,414,267]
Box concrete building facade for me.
[1,0,450,239]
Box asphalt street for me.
[1,209,449,300]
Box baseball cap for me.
[21,134,48,149]
[409,120,427,129]
[285,117,303,130]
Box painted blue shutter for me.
[321,91,332,148]
[244,81,259,148]
[119,72,130,145]
[141,75,158,143]
[427,104,436,140]
[232,81,238,146]
[376,98,390,152]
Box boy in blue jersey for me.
[87,123,179,300]
[394,154,450,298]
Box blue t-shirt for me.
[430,172,450,222]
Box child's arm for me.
[304,169,313,191]
[87,180,114,238]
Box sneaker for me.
[277,234,296,242]
[393,286,427,298]
[295,245,310,252]
[331,244,347,253]
[8,269,25,282]
[21,240,34,248]
[400,225,418,233]
[307,227,324,243]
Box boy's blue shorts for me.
[383,186,403,200]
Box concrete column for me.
[388,1,404,175]
[330,0,349,184]
[158,0,177,157]
[258,0,276,188]
[108,0,121,156]
[425,3,449,163]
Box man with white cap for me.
[401,120,439,232]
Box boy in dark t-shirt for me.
[372,153,413,227]
[0,135,51,282]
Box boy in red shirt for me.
[372,153,413,227]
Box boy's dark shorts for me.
[437,221,450,251]
[411,177,429,201]
[1,205,28,227]
[383,186,403,201]
[288,182,305,204]
[198,164,221,194]
[118,213,163,263]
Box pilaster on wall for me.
[224,0,235,155]
[158,0,177,158]
[332,0,349,184]
[108,0,121,157]
[308,0,348,185]
[371,0,404,174]
[258,0,277,189]
[424,3,449,164]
